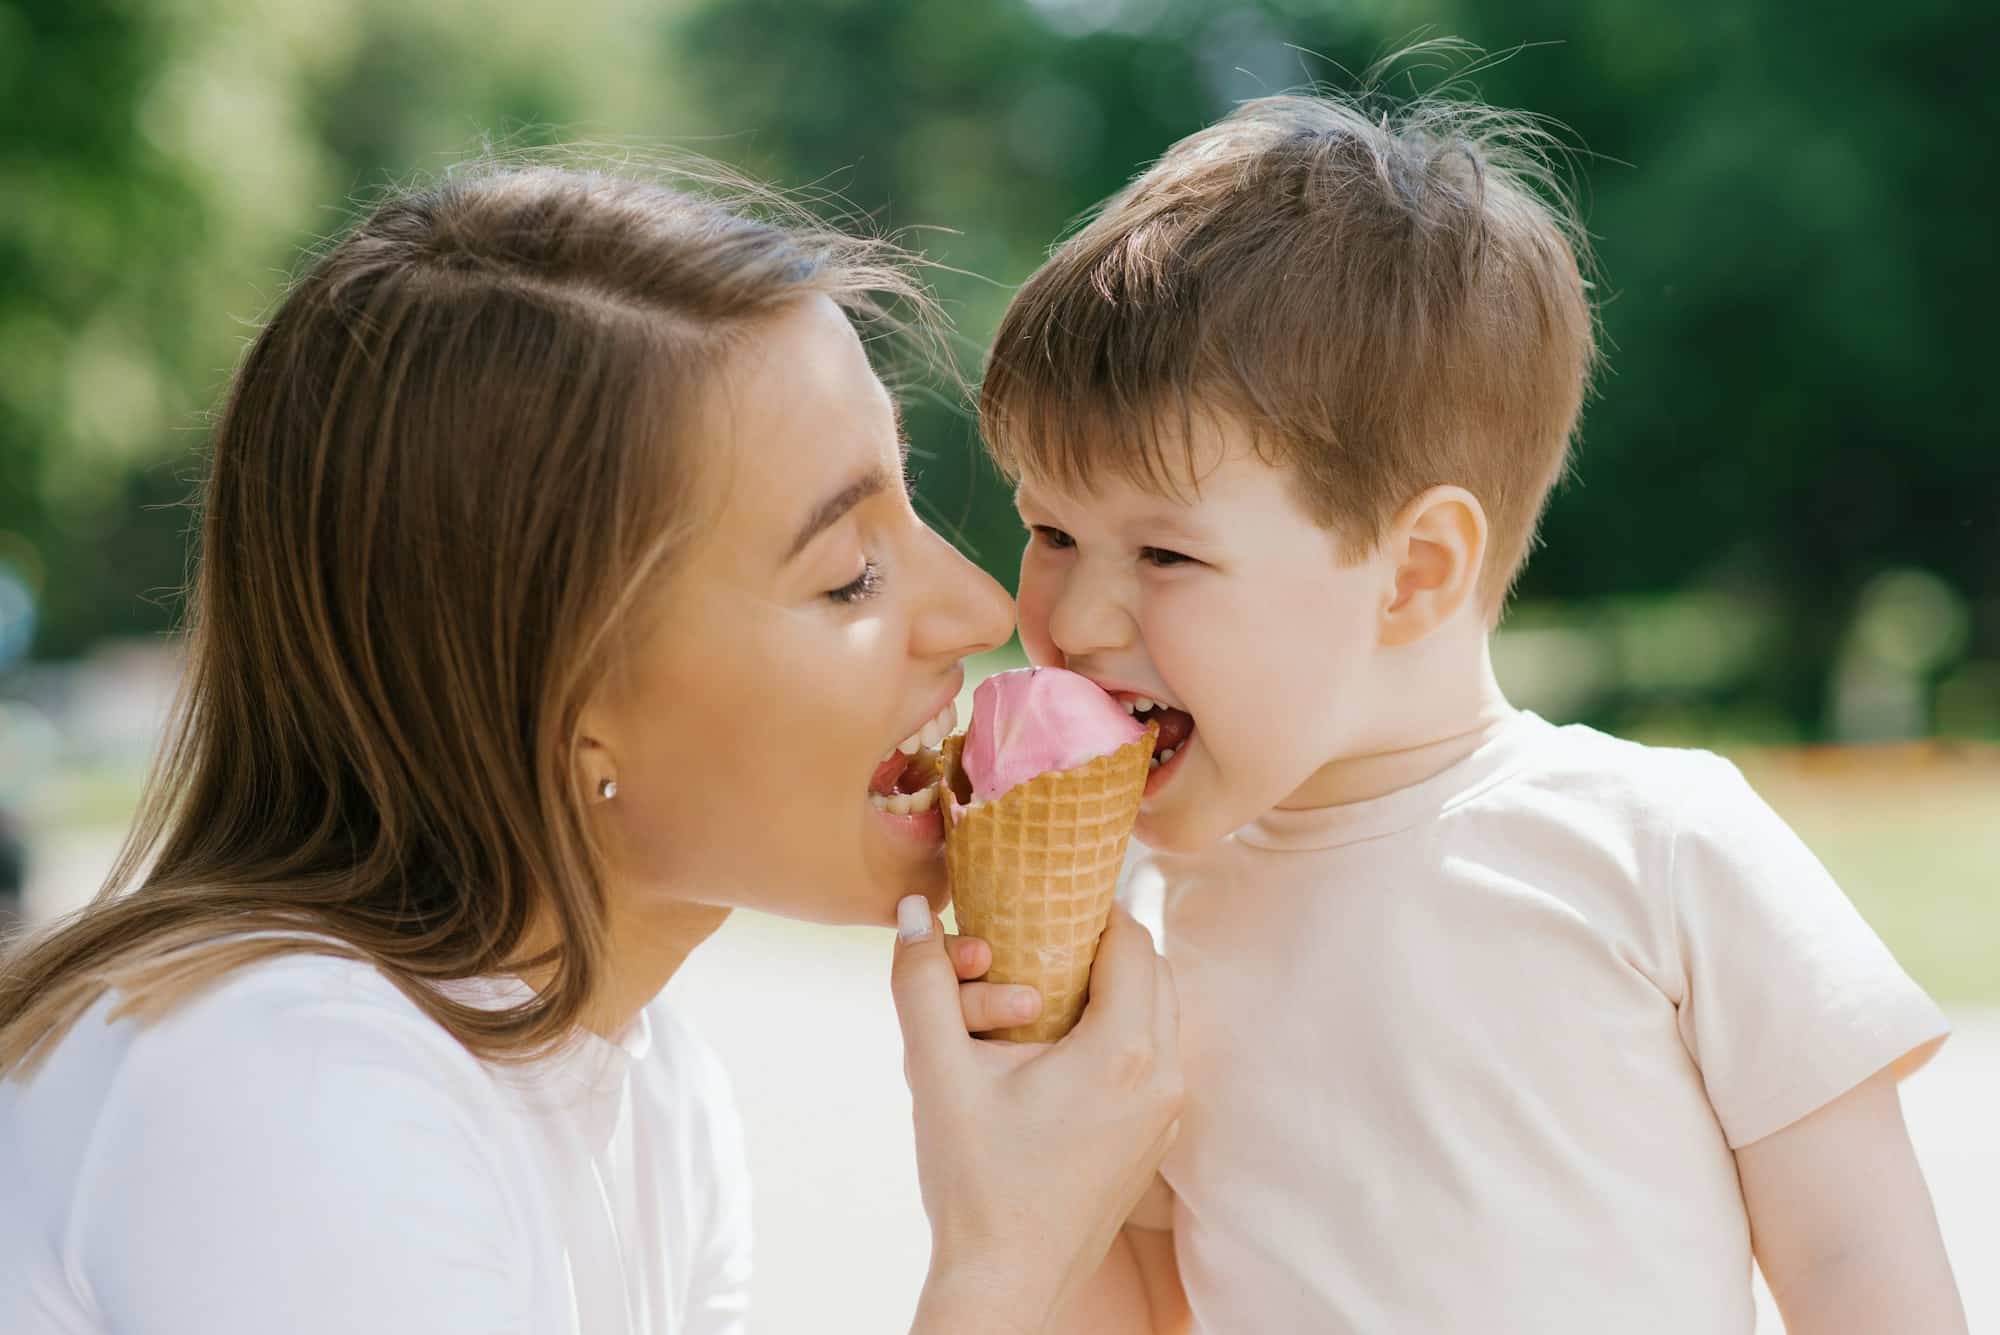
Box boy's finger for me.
[958,981,1043,1034]
[889,895,970,1081]
[1070,906,1158,1048]
[947,933,992,981]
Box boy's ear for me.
[1378,486,1489,648]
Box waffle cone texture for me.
[939,724,1156,1042]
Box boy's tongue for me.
[960,667,1147,803]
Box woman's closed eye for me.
[827,559,884,605]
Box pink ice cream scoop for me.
[959,667,1147,803]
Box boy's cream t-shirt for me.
[1130,711,1947,1334]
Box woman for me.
[0,163,1181,1333]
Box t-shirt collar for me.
[1236,709,1551,852]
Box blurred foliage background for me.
[2,0,1995,739]
[1,0,1995,952]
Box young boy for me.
[978,93,1965,1332]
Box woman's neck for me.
[515,894,732,1040]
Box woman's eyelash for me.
[827,560,884,605]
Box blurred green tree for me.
[1,0,1992,737]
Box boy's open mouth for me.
[1120,696,1196,771]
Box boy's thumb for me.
[889,894,964,1080]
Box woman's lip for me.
[869,800,944,846]
[1143,732,1195,798]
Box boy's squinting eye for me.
[1142,547,1196,568]
[827,559,884,605]
[1029,525,1075,550]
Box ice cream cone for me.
[939,723,1157,1042]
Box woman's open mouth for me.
[867,697,956,819]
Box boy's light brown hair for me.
[980,88,1598,612]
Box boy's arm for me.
[1736,1065,1966,1335]
[1048,1175,1190,1335]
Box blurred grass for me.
[1728,745,1999,1004]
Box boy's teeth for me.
[1158,747,1176,763]
[1121,699,1138,714]
[1134,697,1156,713]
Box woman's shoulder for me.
[94,946,489,1089]
[2,948,538,1330]
[8,946,509,1183]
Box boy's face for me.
[1012,413,1392,851]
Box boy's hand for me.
[942,930,1045,1034]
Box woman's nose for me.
[913,529,1015,662]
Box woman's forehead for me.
[701,297,901,552]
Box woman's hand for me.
[939,931,1049,1034]
[892,896,1183,1334]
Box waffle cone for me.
[939,724,1156,1042]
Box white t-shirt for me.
[1129,711,1948,1334]
[0,950,751,1333]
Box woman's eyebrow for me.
[786,466,891,562]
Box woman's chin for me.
[860,798,948,913]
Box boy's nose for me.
[1046,563,1134,662]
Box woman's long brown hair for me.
[0,159,934,1074]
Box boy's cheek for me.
[1011,567,1061,666]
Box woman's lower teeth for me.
[870,786,938,816]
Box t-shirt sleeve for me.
[1667,754,1950,1148]
[71,993,532,1333]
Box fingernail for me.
[1011,990,1037,1020]
[897,895,933,943]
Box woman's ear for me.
[1378,486,1489,648]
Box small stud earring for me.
[598,778,618,800]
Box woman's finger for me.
[889,895,971,1084]
[958,981,1043,1034]
[947,933,992,982]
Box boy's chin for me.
[1135,800,1239,854]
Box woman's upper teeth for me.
[890,699,959,761]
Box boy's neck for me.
[1278,627,1515,811]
